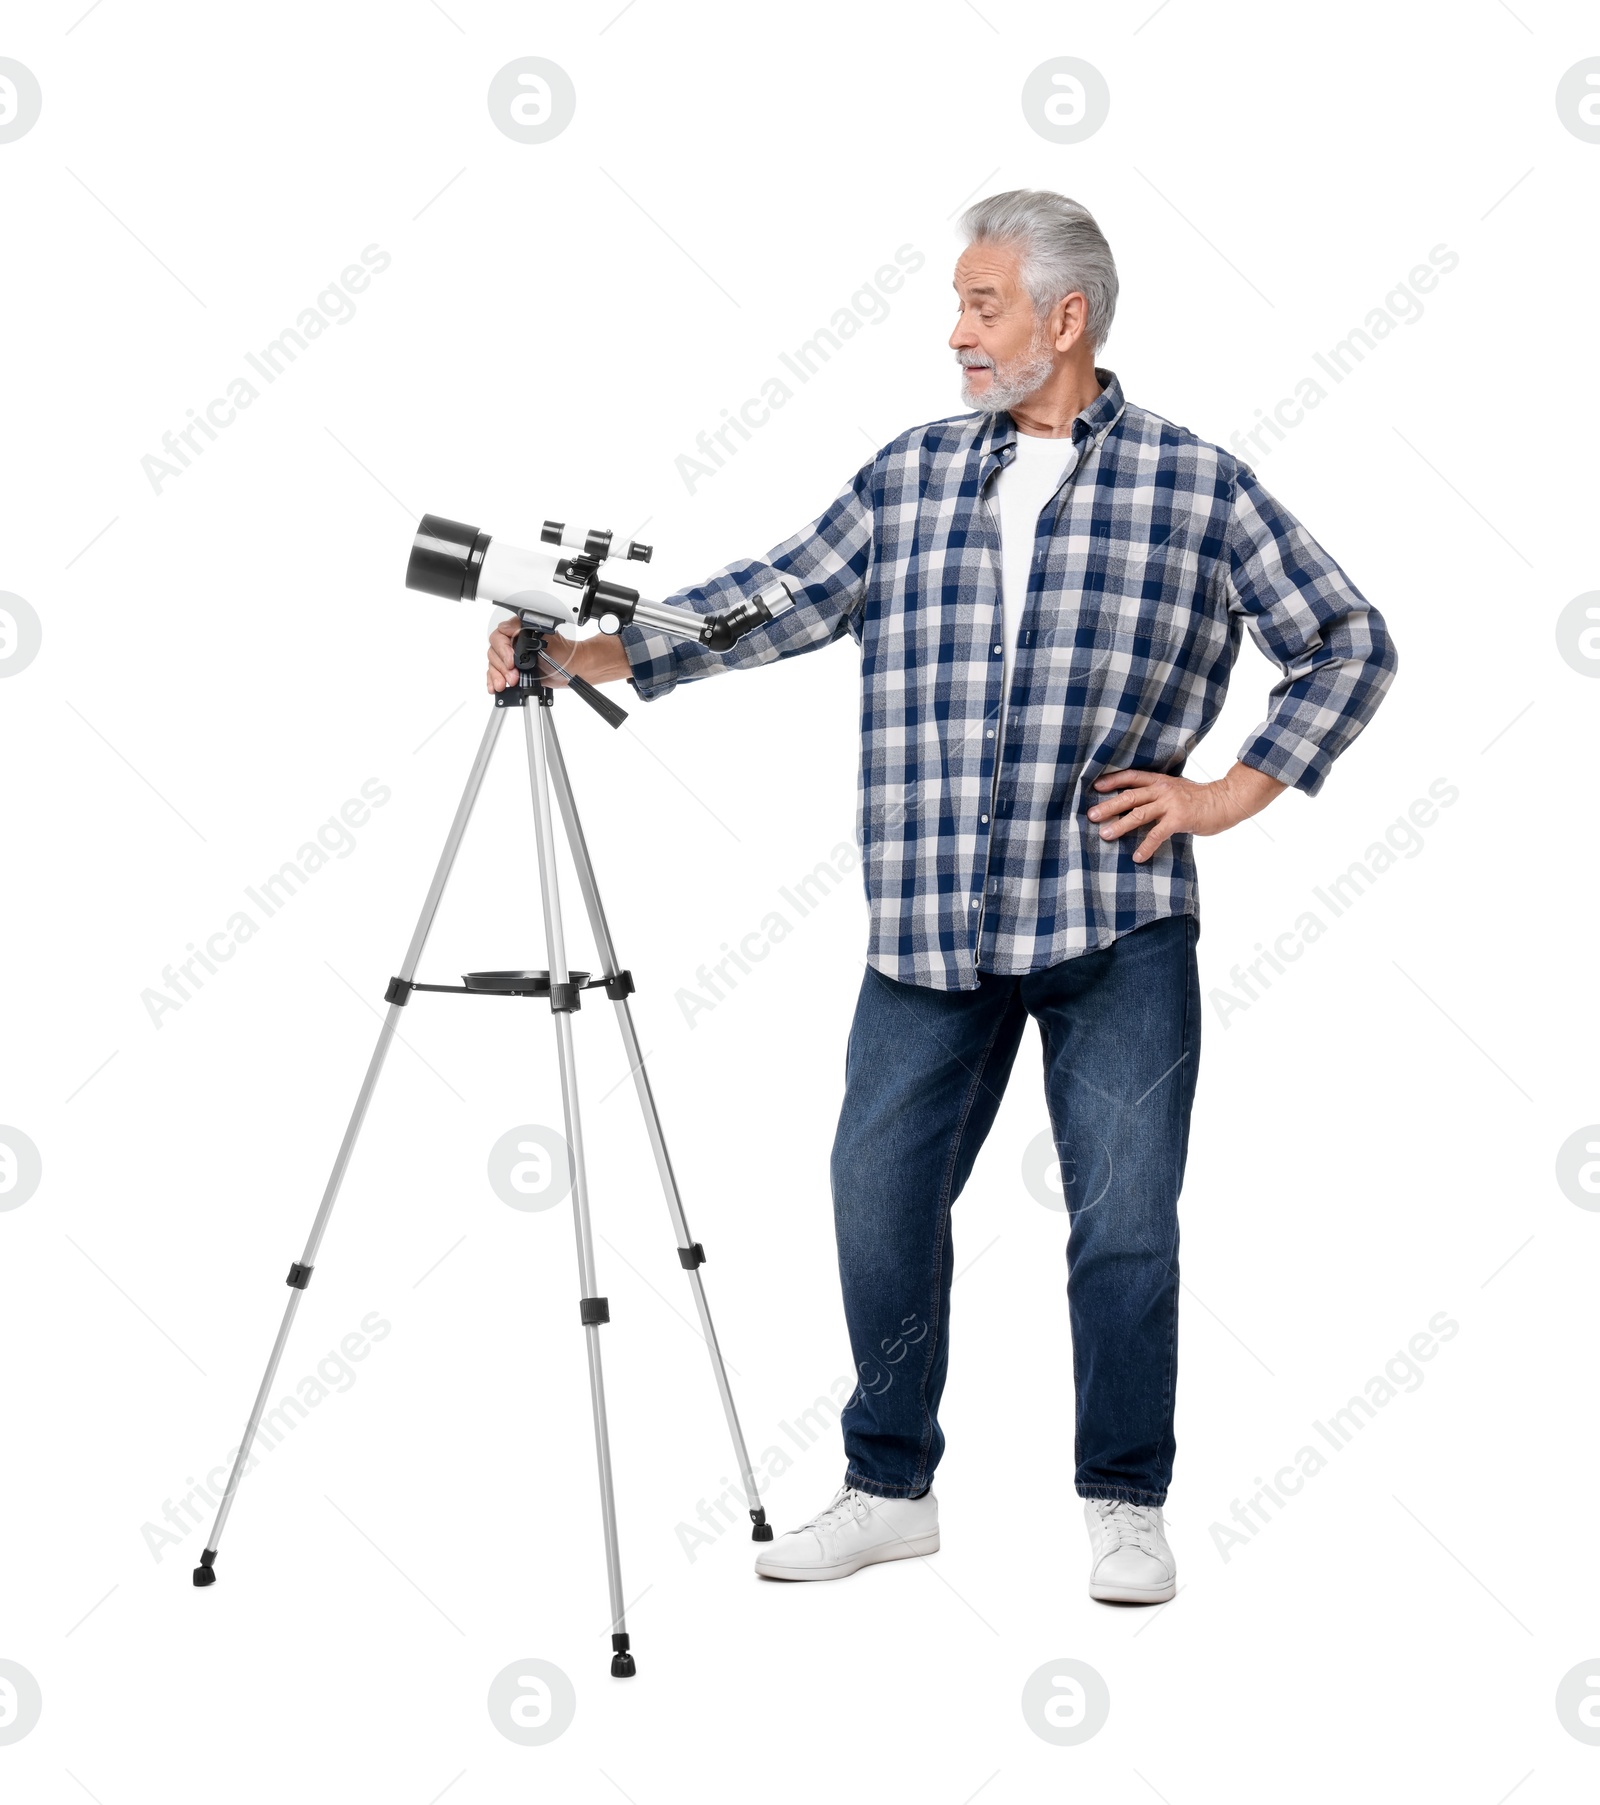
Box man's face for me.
[953,234,1090,411]
[949,239,1059,414]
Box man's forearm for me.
[574,632,634,685]
[1217,759,1287,822]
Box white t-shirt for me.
[990,430,1076,792]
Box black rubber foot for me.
[752,1523,773,1542]
[192,1564,217,1587]
[611,1652,637,1678]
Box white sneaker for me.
[1084,1498,1176,1604]
[754,1483,939,1581]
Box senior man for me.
[489,189,1397,1605]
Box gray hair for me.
[957,189,1119,354]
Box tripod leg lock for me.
[579,1296,610,1326]
[602,968,635,1000]
[676,1243,706,1269]
[548,980,583,1013]
[286,1262,314,1290]
[385,976,413,1006]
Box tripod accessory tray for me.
[385,969,635,1012]
[464,968,590,994]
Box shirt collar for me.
[976,366,1126,477]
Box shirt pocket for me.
[1037,521,1219,686]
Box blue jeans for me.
[830,913,1200,1507]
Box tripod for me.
[192,631,771,1677]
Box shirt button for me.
[970,899,979,909]
[986,729,994,738]
[980,813,989,824]
[993,645,1002,654]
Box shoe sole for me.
[755,1529,940,1582]
[1089,1579,1176,1605]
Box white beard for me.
[957,329,1056,414]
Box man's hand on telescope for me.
[486,618,634,694]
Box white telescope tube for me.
[475,538,578,622]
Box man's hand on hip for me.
[1087,761,1286,864]
[486,617,634,694]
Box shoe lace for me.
[1090,1499,1162,1557]
[798,1485,872,1534]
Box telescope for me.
[195,507,786,1677]
[405,512,795,726]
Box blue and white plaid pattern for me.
[619,368,1398,992]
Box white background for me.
[2,0,1597,1797]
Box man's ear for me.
[1052,292,1088,352]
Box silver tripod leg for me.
[540,706,771,1542]
[521,700,637,1679]
[193,704,507,1586]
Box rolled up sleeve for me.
[619,458,875,701]
[1225,463,1399,796]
